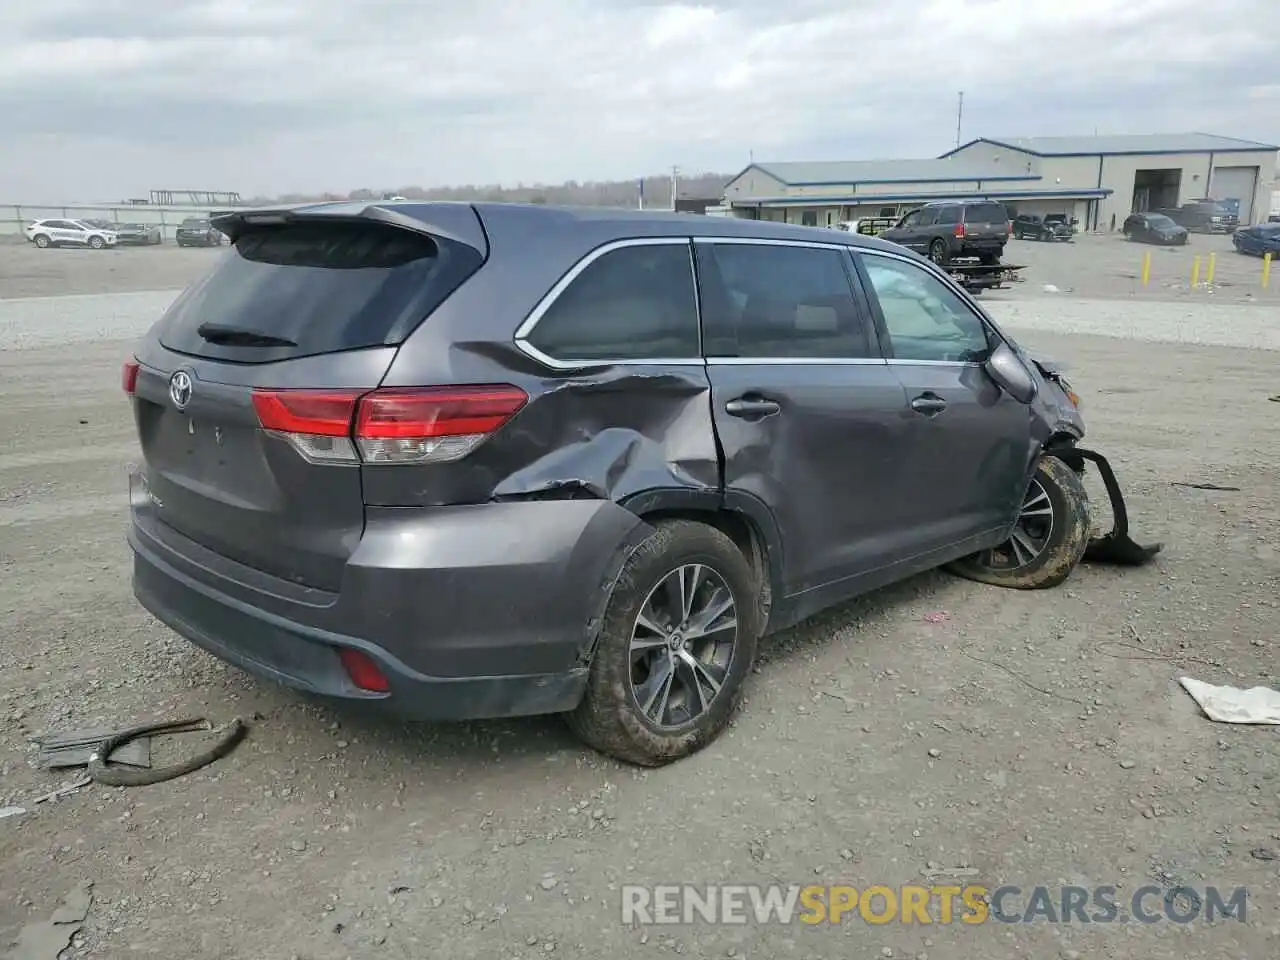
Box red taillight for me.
[122,359,140,395]
[355,386,528,439]
[250,384,528,465]
[953,223,965,239]
[338,648,390,693]
[252,390,361,436]
[356,385,528,464]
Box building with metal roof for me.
[722,131,1278,231]
[942,133,1278,157]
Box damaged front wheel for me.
[946,455,1090,590]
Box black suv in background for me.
[176,218,224,247]
[879,200,1011,265]
[1158,200,1238,234]
[1122,212,1189,245]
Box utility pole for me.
[955,91,964,149]
[671,166,679,212]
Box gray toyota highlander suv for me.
[124,201,1122,766]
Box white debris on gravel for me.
[1178,677,1280,724]
[2,289,1279,353]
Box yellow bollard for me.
[1265,252,1273,290]
[1206,252,1216,285]
[1141,250,1151,286]
[1191,255,1201,287]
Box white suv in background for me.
[23,218,119,250]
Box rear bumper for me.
[959,239,1005,254]
[128,486,647,720]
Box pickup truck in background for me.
[1157,199,1239,234]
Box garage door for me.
[1210,166,1259,222]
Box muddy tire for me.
[565,519,762,767]
[946,455,1090,590]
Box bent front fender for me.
[1047,445,1130,540]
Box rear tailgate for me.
[130,203,487,591]
[962,202,1010,241]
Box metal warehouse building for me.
[721,133,1278,230]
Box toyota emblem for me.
[169,370,194,410]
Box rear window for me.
[156,220,483,363]
[962,203,1009,224]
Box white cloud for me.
[0,0,1276,199]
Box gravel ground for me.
[992,230,1279,306]
[1,255,1278,959]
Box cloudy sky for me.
[2,0,1277,201]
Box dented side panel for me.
[362,364,719,507]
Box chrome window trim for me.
[706,357,887,366]
[704,357,974,367]
[692,235,855,252]
[513,237,701,370]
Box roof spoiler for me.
[210,202,487,254]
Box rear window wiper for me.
[196,322,297,347]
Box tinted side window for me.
[696,243,874,359]
[526,242,699,361]
[917,208,940,226]
[858,254,991,363]
[936,206,961,225]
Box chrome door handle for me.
[725,397,781,418]
[910,394,948,416]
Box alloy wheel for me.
[974,479,1055,571]
[628,563,738,729]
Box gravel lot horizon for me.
[1,236,1277,960]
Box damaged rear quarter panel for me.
[489,368,719,501]
[362,360,720,507]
